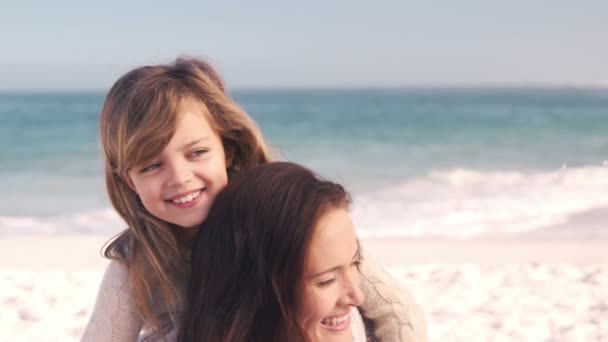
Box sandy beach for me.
[1,235,606,341]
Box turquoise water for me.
[238,88,608,179]
[1,88,607,237]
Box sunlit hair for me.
[99,57,273,334]
[179,162,352,342]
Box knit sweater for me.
[81,249,427,341]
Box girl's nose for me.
[167,160,193,187]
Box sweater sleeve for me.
[358,248,428,342]
[81,260,144,342]
[351,307,368,342]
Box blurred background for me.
[2,2,608,341]
[1,0,607,239]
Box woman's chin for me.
[307,317,353,342]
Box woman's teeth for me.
[321,312,350,326]
[171,191,201,204]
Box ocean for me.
[1,88,607,238]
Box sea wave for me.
[352,164,608,238]
[0,209,125,237]
[2,164,607,239]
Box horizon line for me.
[1,83,607,94]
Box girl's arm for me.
[350,307,369,342]
[358,249,427,342]
[81,261,143,341]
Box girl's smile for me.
[167,188,204,208]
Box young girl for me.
[180,162,367,342]
[82,57,426,341]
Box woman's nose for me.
[344,270,364,307]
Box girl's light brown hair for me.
[100,57,273,335]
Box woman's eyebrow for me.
[309,246,361,279]
[309,265,342,279]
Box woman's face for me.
[298,207,364,342]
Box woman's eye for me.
[141,162,161,173]
[317,277,337,287]
[351,260,362,269]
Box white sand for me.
[1,235,607,341]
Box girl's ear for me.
[125,174,138,193]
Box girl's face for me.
[298,208,364,342]
[127,99,230,235]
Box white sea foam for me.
[352,164,608,238]
[1,165,607,239]
[0,209,125,237]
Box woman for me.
[180,162,372,341]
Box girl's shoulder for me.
[103,260,131,287]
[93,260,136,316]
[81,260,143,341]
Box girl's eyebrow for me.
[182,138,209,148]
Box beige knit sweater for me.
[82,249,426,341]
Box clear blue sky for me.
[1,0,607,90]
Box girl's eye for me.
[190,149,209,158]
[140,162,161,173]
[317,277,337,287]
[351,260,362,270]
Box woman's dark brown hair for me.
[179,162,351,342]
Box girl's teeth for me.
[172,191,200,204]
